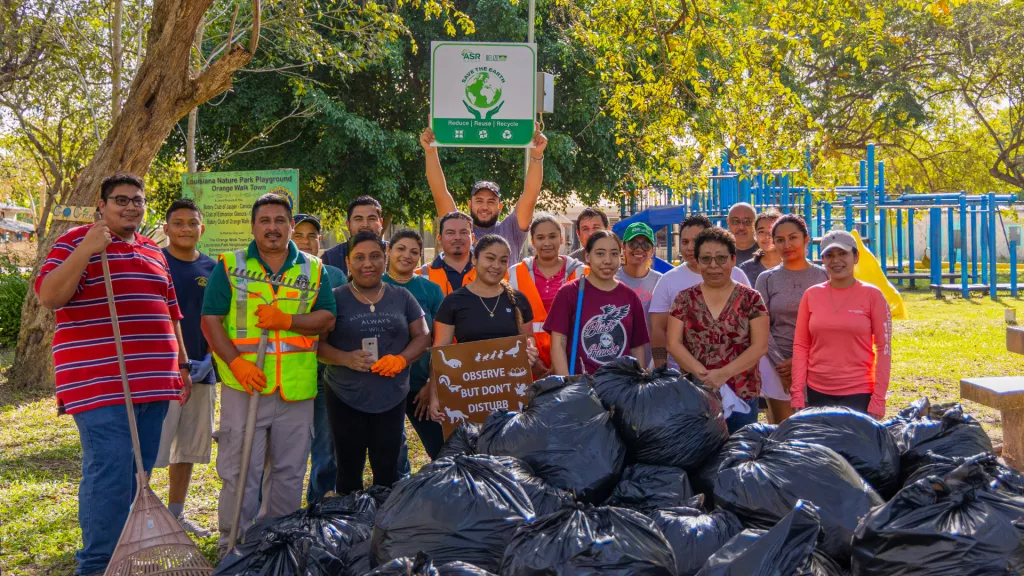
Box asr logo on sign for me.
[461,49,481,60]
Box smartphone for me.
[361,337,379,362]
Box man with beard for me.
[418,211,477,296]
[321,196,385,276]
[36,173,192,576]
[419,125,548,265]
[201,194,336,553]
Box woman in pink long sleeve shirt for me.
[790,230,892,419]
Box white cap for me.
[820,230,857,256]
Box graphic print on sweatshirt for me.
[582,304,630,364]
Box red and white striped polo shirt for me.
[35,224,183,415]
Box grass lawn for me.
[2,290,1023,574]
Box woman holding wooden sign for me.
[545,230,650,375]
[318,231,431,493]
[432,235,541,412]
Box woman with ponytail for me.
[432,235,541,406]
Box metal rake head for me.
[227,267,319,293]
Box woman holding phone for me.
[432,235,540,409]
[545,230,650,375]
[318,231,430,493]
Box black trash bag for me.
[884,398,993,482]
[771,406,901,498]
[605,463,694,512]
[696,500,822,576]
[492,455,575,517]
[436,421,481,459]
[713,437,883,564]
[362,552,496,576]
[362,485,392,508]
[903,451,1024,495]
[796,550,850,576]
[851,462,1024,575]
[243,491,377,571]
[652,500,744,576]
[592,357,728,470]
[347,539,371,576]
[477,375,627,504]
[500,503,677,576]
[371,455,534,571]
[215,528,344,576]
[692,423,776,508]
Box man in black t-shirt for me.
[321,196,386,275]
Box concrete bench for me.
[960,376,1024,469]
[1007,326,1024,355]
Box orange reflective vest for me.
[507,256,588,366]
[417,261,476,296]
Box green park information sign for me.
[182,169,299,256]
[430,42,536,147]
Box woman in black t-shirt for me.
[432,235,540,409]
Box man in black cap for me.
[419,125,547,264]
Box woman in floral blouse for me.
[667,226,770,433]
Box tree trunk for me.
[112,0,123,123]
[186,17,205,174]
[9,0,260,392]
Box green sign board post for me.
[430,42,536,147]
[181,169,299,255]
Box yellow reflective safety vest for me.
[213,249,323,401]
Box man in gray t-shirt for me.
[420,126,548,265]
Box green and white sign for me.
[181,169,299,256]
[430,42,536,147]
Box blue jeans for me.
[72,401,169,576]
[726,397,760,434]
[306,373,337,505]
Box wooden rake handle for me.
[100,248,149,495]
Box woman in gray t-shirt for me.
[753,214,828,424]
[318,232,430,493]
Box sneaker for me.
[177,515,212,538]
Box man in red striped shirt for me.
[36,173,192,576]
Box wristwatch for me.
[178,360,193,371]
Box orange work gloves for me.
[228,356,268,394]
[255,304,293,331]
[371,354,408,377]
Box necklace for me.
[351,282,384,312]
[389,271,414,283]
[478,293,500,317]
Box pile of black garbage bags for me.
[215,356,1024,576]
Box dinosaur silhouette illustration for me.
[438,349,462,368]
[444,406,468,425]
[505,340,521,358]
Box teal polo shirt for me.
[202,240,336,316]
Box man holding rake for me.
[201,193,335,553]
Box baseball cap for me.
[820,229,857,256]
[470,181,501,199]
[293,213,322,232]
[623,222,655,245]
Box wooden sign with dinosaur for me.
[430,335,533,438]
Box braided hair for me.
[474,234,524,329]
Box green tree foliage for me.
[154,0,632,226]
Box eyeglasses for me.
[108,195,146,207]
[627,239,653,251]
[728,217,753,227]
[698,254,731,267]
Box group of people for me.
[39,124,889,576]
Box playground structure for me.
[613,144,1021,299]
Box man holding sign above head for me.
[419,126,547,265]
[200,194,336,552]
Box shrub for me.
[0,253,28,348]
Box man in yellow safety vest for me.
[201,194,336,553]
